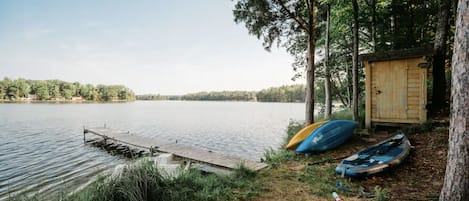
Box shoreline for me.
[0,100,134,103]
[0,99,309,104]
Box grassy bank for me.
[254,115,447,201]
[258,120,365,201]
[8,161,261,201]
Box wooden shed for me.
[361,48,433,129]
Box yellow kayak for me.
[285,120,329,150]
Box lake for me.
[0,101,304,199]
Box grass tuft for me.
[263,148,298,168]
[373,186,390,201]
[284,120,304,145]
[10,159,261,201]
[302,164,358,199]
[262,120,304,167]
[233,163,257,179]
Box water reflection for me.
[0,101,303,199]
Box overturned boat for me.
[336,133,411,177]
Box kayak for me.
[335,133,411,177]
[295,120,358,153]
[285,120,328,150]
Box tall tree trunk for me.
[407,0,415,47]
[352,0,359,121]
[332,78,348,107]
[439,0,469,200]
[324,4,332,119]
[332,71,348,107]
[346,59,352,107]
[432,0,450,114]
[370,0,377,52]
[305,0,316,125]
[390,0,396,49]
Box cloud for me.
[81,20,104,28]
[22,28,54,40]
[59,42,101,53]
[122,40,138,48]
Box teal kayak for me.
[295,120,358,153]
[336,133,411,177]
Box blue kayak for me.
[295,120,358,153]
[335,133,411,177]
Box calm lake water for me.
[0,101,304,199]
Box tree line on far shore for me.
[0,77,135,101]
[136,84,307,102]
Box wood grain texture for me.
[364,55,427,128]
[84,127,267,171]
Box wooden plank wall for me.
[365,57,427,128]
[406,58,424,121]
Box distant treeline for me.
[182,91,257,101]
[136,84,305,102]
[256,84,304,102]
[136,94,181,101]
[0,77,135,101]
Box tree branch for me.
[275,0,310,32]
[359,30,371,39]
[332,73,349,107]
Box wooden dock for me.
[83,127,267,171]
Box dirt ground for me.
[356,128,448,200]
[252,126,448,201]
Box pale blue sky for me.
[0,0,301,95]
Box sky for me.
[0,0,302,95]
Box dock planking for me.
[84,127,267,171]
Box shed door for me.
[372,60,408,120]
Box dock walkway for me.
[83,127,267,171]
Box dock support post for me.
[150,147,154,157]
[83,126,86,142]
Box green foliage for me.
[233,0,447,120]
[292,163,358,199]
[64,161,166,201]
[317,108,352,121]
[263,148,298,168]
[285,120,305,143]
[256,84,305,102]
[181,91,257,101]
[0,77,135,101]
[9,160,260,201]
[233,163,257,180]
[136,94,169,101]
[373,186,390,201]
[233,0,313,82]
[261,120,363,199]
[136,85,306,103]
[316,106,365,127]
[262,120,304,167]
[304,165,336,198]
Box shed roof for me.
[360,48,433,62]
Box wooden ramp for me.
[83,127,267,171]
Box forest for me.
[0,78,135,101]
[136,84,306,102]
[233,0,467,199]
[233,0,455,122]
